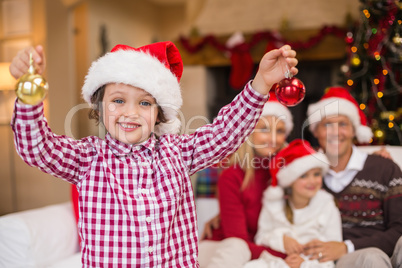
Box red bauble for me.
[275,77,306,107]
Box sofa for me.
[0,202,81,268]
[0,145,401,267]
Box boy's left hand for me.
[10,45,46,79]
[252,45,298,95]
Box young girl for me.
[9,42,298,267]
[198,91,294,267]
[245,139,342,268]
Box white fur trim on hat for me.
[82,49,182,135]
[261,102,293,136]
[307,98,373,143]
[277,152,329,188]
[263,186,284,201]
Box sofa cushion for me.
[0,202,79,268]
[47,253,81,268]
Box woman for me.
[198,91,294,267]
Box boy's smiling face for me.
[102,83,159,144]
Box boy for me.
[10,41,298,267]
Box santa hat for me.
[82,41,183,136]
[261,90,294,136]
[306,87,373,144]
[265,139,329,200]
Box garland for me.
[179,26,347,89]
[180,25,347,53]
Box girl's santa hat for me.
[261,90,294,136]
[265,139,329,200]
[306,86,373,144]
[82,41,183,136]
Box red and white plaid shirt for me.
[12,82,268,267]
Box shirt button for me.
[148,246,153,253]
[140,162,149,167]
[141,189,148,194]
[135,145,141,150]
[146,217,152,223]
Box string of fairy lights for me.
[342,0,402,145]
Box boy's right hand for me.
[10,45,46,79]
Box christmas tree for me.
[342,0,402,145]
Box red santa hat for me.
[260,90,294,136]
[81,41,183,136]
[306,87,373,144]
[265,139,329,200]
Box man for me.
[304,86,402,268]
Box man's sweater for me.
[323,154,402,256]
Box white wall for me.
[188,0,360,36]
[180,65,209,133]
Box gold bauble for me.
[374,129,384,139]
[15,53,48,105]
[351,54,361,67]
[392,33,402,46]
[373,128,385,144]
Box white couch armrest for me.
[357,145,402,170]
[0,202,79,268]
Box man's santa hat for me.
[265,139,329,200]
[306,86,373,144]
[82,41,183,136]
[261,90,294,136]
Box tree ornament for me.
[392,33,402,46]
[373,128,385,144]
[345,32,354,44]
[351,54,361,66]
[275,70,306,107]
[15,53,49,105]
[340,64,350,73]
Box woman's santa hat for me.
[261,90,294,136]
[81,41,183,136]
[306,86,373,144]
[265,139,329,200]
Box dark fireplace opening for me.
[206,59,344,147]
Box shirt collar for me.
[343,145,367,172]
[325,145,367,176]
[324,145,368,193]
[105,133,157,156]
